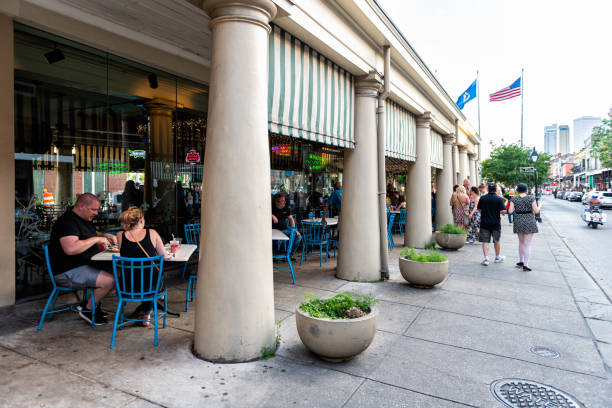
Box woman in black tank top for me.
[118,207,168,324]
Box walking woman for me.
[467,186,481,243]
[450,185,470,230]
[507,183,543,271]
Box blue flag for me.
[456,79,477,110]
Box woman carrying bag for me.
[507,183,543,272]
[451,186,470,231]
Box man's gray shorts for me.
[479,228,501,243]
[54,265,101,288]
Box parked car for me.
[568,191,583,202]
[600,192,612,209]
[563,191,571,200]
[556,190,565,199]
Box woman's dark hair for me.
[471,186,479,195]
[453,184,459,192]
[273,193,286,203]
[516,183,528,193]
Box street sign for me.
[520,167,535,173]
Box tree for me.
[590,115,612,169]
[481,142,551,187]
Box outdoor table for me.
[303,217,339,226]
[272,229,289,240]
[389,210,400,214]
[91,244,198,262]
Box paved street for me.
[1,222,611,407]
[541,195,612,292]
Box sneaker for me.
[77,305,108,326]
[494,256,505,263]
[523,266,532,272]
[481,259,489,266]
[516,262,524,268]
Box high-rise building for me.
[544,124,557,155]
[558,125,570,154]
[573,116,601,151]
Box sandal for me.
[138,313,152,327]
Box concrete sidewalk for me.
[1,219,611,407]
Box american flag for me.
[489,77,521,101]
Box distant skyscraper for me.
[558,125,570,154]
[544,124,557,155]
[573,116,601,151]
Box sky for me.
[376,0,612,159]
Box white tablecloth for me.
[272,229,289,241]
[91,244,198,263]
[303,217,339,226]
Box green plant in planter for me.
[300,292,378,319]
[400,247,448,263]
[437,223,467,234]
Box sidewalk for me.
[1,220,611,407]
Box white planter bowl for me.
[399,256,448,287]
[295,306,378,362]
[434,231,466,250]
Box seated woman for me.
[117,206,170,325]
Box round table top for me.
[303,217,338,226]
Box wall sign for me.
[185,149,201,165]
[129,149,146,158]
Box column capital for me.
[458,145,468,153]
[416,112,433,128]
[467,152,478,160]
[355,71,382,97]
[203,0,277,33]
[442,133,455,145]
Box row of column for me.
[452,145,479,186]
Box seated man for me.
[589,193,602,211]
[49,193,116,325]
[272,193,301,255]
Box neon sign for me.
[271,144,297,157]
[129,149,146,158]
[185,149,201,165]
[95,162,128,174]
[305,153,324,170]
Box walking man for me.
[477,183,507,266]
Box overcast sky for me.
[376,0,612,158]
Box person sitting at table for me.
[49,193,117,326]
[272,193,301,255]
[117,206,170,326]
[390,191,405,210]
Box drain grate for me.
[491,379,585,408]
[530,346,560,359]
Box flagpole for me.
[477,70,481,137]
[520,68,524,148]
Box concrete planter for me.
[295,306,378,362]
[398,256,448,287]
[434,231,466,250]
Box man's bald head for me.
[73,193,100,221]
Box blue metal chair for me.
[398,208,407,235]
[273,228,297,284]
[183,223,200,311]
[307,211,316,219]
[300,221,328,267]
[318,210,330,219]
[387,213,396,251]
[182,223,200,278]
[110,255,166,348]
[38,244,96,330]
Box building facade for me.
[558,125,570,154]
[573,116,601,152]
[544,124,557,155]
[0,0,480,361]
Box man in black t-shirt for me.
[272,193,301,255]
[477,183,507,266]
[49,193,116,325]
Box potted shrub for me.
[434,223,467,250]
[398,247,448,287]
[296,293,378,362]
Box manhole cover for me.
[530,346,560,358]
[491,379,585,408]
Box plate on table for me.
[107,246,120,253]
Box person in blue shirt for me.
[326,181,342,215]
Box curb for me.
[544,213,612,304]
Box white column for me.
[0,13,15,306]
[337,72,381,282]
[405,113,433,248]
[452,144,459,185]
[435,134,455,227]
[194,0,277,362]
[458,146,468,185]
[468,153,477,185]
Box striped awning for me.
[268,25,355,148]
[431,131,443,169]
[385,100,416,162]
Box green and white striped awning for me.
[431,130,444,169]
[268,25,355,148]
[385,100,416,162]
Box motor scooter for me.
[582,205,607,229]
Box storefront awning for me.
[268,26,355,148]
[431,131,443,169]
[385,100,416,162]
